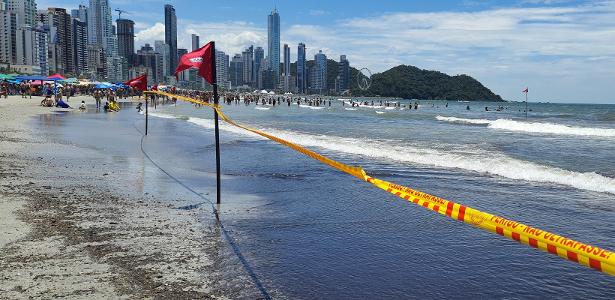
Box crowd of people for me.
[0,80,145,112]
[3,79,485,114]
[167,89,417,109]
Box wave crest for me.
[436,116,615,137]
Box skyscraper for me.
[116,18,134,65]
[314,50,327,94]
[283,43,290,92]
[191,33,199,51]
[46,8,74,74]
[164,4,177,75]
[229,54,243,88]
[189,34,200,87]
[337,55,350,93]
[0,3,18,65]
[267,8,280,86]
[215,50,229,89]
[241,45,253,87]
[88,0,113,51]
[154,40,170,77]
[176,48,187,82]
[71,4,87,22]
[88,0,116,80]
[73,18,88,75]
[297,43,306,94]
[135,43,162,84]
[8,0,49,75]
[254,46,264,89]
[7,0,37,27]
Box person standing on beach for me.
[0,82,8,98]
[94,90,102,109]
[27,82,33,99]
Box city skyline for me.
[67,0,614,103]
[12,0,615,102]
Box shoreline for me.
[0,95,259,298]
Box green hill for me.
[361,65,502,101]
[290,61,502,101]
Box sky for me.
[39,0,615,103]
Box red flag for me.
[522,88,529,93]
[174,41,215,84]
[125,74,147,91]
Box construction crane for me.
[115,9,129,20]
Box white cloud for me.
[134,22,165,45]
[131,1,615,102]
[179,21,266,54]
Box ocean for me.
[47,98,615,298]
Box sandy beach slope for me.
[0,95,258,299]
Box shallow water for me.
[42,99,615,298]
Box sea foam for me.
[436,116,615,137]
[151,113,615,195]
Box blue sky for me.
[40,0,615,103]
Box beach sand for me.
[0,95,257,299]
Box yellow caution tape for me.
[144,91,615,276]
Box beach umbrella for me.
[47,73,66,80]
[16,75,47,81]
[61,77,79,84]
[0,74,15,80]
[95,83,113,89]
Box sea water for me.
[50,99,615,298]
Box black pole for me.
[525,91,528,120]
[211,42,221,205]
[145,95,149,135]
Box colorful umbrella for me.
[47,73,66,80]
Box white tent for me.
[260,90,268,94]
[268,91,275,95]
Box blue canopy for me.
[16,75,48,81]
[95,83,118,90]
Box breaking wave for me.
[151,113,615,195]
[436,116,615,137]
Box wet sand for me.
[0,95,257,299]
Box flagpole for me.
[145,94,149,135]
[525,89,528,120]
[211,42,222,205]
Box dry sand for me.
[0,95,259,299]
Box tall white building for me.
[7,0,37,27]
[241,45,253,87]
[5,0,47,75]
[215,50,229,89]
[0,2,17,65]
[88,0,119,80]
[154,40,170,78]
[313,50,327,94]
[15,25,48,74]
[87,0,112,51]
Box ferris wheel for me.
[356,68,372,90]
